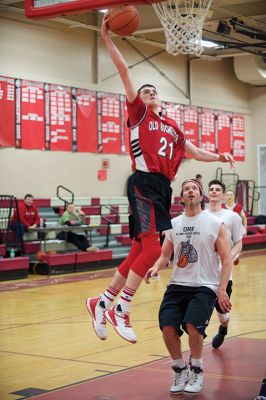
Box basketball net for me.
[152,0,213,56]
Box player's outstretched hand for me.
[145,267,159,284]
[219,152,235,169]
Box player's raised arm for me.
[101,13,137,103]
[185,140,235,168]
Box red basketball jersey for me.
[222,203,243,215]
[126,94,186,181]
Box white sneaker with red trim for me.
[86,297,107,340]
[105,305,137,344]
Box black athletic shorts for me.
[215,280,233,313]
[159,284,217,338]
[127,170,172,239]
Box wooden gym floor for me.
[0,249,265,400]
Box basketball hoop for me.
[152,0,213,56]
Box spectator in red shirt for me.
[11,194,40,242]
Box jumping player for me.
[85,13,235,344]
[205,180,245,349]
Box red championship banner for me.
[232,114,245,161]
[21,80,45,150]
[75,88,97,153]
[49,85,72,151]
[184,105,199,159]
[0,76,15,148]
[98,92,122,154]
[200,107,216,152]
[217,111,231,154]
[163,102,184,131]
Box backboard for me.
[25,0,163,19]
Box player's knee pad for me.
[118,239,142,278]
[217,312,230,323]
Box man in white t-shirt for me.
[145,179,232,394]
[205,180,245,349]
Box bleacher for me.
[0,193,265,280]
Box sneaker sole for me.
[170,390,185,395]
[105,311,137,344]
[85,299,107,341]
[183,389,202,394]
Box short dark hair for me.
[208,179,226,193]
[137,84,157,94]
[196,174,202,179]
[24,194,33,200]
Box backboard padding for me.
[25,0,163,19]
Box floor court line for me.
[17,337,265,400]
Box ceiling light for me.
[201,40,219,48]
[99,9,108,13]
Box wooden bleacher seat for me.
[91,196,128,206]
[30,252,76,275]
[0,257,30,280]
[50,197,93,207]
[247,216,257,225]
[115,235,132,246]
[23,242,41,254]
[76,249,113,272]
[0,244,6,256]
[97,224,130,235]
[243,232,266,249]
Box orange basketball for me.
[36,250,47,262]
[107,5,140,36]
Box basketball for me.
[107,6,140,36]
[36,250,48,262]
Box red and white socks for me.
[116,286,136,313]
[100,285,119,309]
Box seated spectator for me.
[59,203,97,252]
[10,194,40,242]
[222,189,247,233]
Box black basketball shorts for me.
[159,284,217,338]
[127,170,173,239]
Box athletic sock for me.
[116,286,136,313]
[172,358,186,369]
[191,358,203,369]
[100,285,119,309]
[219,325,228,335]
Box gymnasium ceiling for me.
[0,0,266,59]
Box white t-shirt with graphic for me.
[165,211,223,294]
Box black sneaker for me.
[212,325,227,349]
